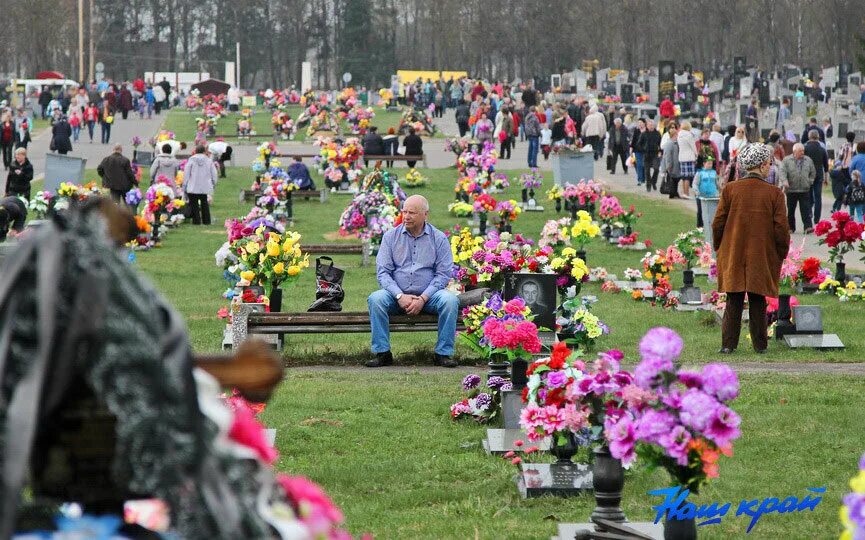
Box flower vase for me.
[529,188,535,202]
[549,432,578,465]
[576,249,587,266]
[521,188,528,204]
[835,262,846,284]
[588,202,596,218]
[569,203,578,220]
[555,199,562,213]
[487,353,510,380]
[664,514,697,540]
[269,288,283,313]
[589,446,626,524]
[602,225,611,241]
[775,293,795,340]
[682,269,695,287]
[462,193,470,204]
[625,225,632,236]
[478,213,487,236]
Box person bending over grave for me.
[287,156,316,190]
[366,194,459,368]
[712,143,790,354]
[0,195,27,242]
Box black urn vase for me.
[836,262,847,284]
[589,446,626,524]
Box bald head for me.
[402,194,429,234]
[404,194,429,212]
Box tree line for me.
[0,0,862,90]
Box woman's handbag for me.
[307,256,345,312]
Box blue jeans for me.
[634,152,645,184]
[811,180,823,223]
[851,204,865,223]
[527,136,539,168]
[368,289,459,356]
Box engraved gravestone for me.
[483,359,552,455]
[517,462,593,499]
[793,306,823,333]
[784,334,844,350]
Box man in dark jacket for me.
[50,117,73,155]
[0,196,27,242]
[607,118,630,174]
[362,127,385,166]
[566,97,585,138]
[287,156,316,190]
[118,84,134,120]
[803,129,829,223]
[454,100,470,137]
[800,118,825,144]
[97,144,137,204]
[630,118,646,185]
[5,148,33,200]
[38,87,53,119]
[637,119,663,192]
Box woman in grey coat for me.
[181,145,218,225]
[150,143,179,184]
[661,126,681,199]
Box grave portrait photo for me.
[503,273,557,330]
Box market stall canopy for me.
[190,78,231,96]
[35,71,65,79]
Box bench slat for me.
[249,312,434,325]
[303,244,364,254]
[250,324,445,334]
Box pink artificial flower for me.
[504,298,527,315]
[704,406,742,447]
[277,474,345,533]
[659,424,692,466]
[228,406,278,464]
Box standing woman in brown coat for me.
[712,143,790,354]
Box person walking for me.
[712,143,790,354]
[100,102,114,144]
[693,157,720,246]
[50,116,73,155]
[676,121,697,198]
[13,108,31,150]
[182,145,218,225]
[119,84,133,120]
[403,127,424,168]
[744,99,759,142]
[845,170,865,223]
[68,109,82,143]
[97,144,137,205]
[455,99,470,137]
[581,105,607,160]
[607,118,630,174]
[630,118,646,186]
[0,114,14,170]
[778,143,816,233]
[660,125,681,198]
[524,105,541,169]
[776,98,791,132]
[640,119,663,192]
[475,113,493,145]
[5,148,33,200]
[800,118,825,144]
[498,107,513,160]
[84,102,99,143]
[831,132,855,212]
[803,129,829,223]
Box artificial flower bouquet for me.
[673,229,708,269]
[451,230,535,290]
[631,276,679,309]
[459,293,542,361]
[569,210,600,251]
[472,193,498,214]
[815,211,864,264]
[233,228,309,298]
[450,373,513,423]
[448,201,474,217]
[562,180,603,209]
[496,199,521,223]
[641,248,681,282]
[597,195,625,231]
[520,168,543,190]
[606,327,741,493]
[456,140,498,177]
[404,168,427,187]
[555,293,609,350]
[539,217,572,250]
[549,247,589,294]
[27,190,53,219]
[54,182,106,211]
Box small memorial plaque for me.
[482,429,551,455]
[555,522,663,540]
[784,334,844,350]
[517,462,592,498]
[500,390,523,430]
[679,286,703,304]
[793,306,823,333]
[675,303,713,312]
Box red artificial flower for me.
[521,386,529,402]
[843,220,863,242]
[801,257,821,280]
[548,341,571,370]
[546,387,566,407]
[814,220,832,236]
[832,211,851,224]
[825,230,842,248]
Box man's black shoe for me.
[718,347,735,354]
[434,354,458,368]
[365,351,393,368]
[755,348,767,354]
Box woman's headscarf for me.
[737,143,773,170]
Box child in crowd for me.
[68,110,81,142]
[845,170,865,223]
[540,124,552,160]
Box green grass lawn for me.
[265,370,860,539]
[161,106,423,143]
[134,165,864,362]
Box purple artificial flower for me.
[633,356,674,390]
[704,405,741,447]
[485,293,503,311]
[679,389,720,432]
[474,392,493,410]
[487,376,509,390]
[860,452,865,471]
[588,371,619,395]
[462,374,481,390]
[843,493,865,530]
[546,370,568,389]
[501,382,513,392]
[660,387,683,410]
[677,370,704,389]
[638,327,684,363]
[605,415,636,464]
[701,363,740,402]
[659,424,692,466]
[635,409,677,445]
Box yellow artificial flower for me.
[847,281,857,290]
[266,242,280,258]
[268,232,282,243]
[850,470,865,493]
[247,242,260,255]
[273,262,285,274]
[562,247,576,257]
[587,224,600,237]
[287,265,301,276]
[240,270,255,282]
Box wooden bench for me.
[363,154,428,168]
[305,240,371,266]
[229,307,464,349]
[239,189,327,204]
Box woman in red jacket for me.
[84,103,100,143]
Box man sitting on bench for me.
[287,156,316,190]
[366,195,459,368]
